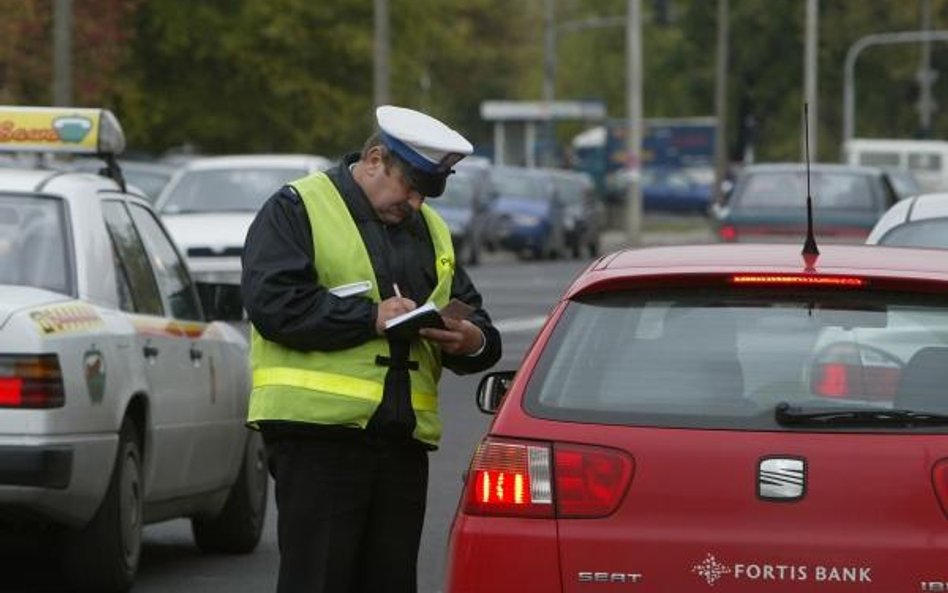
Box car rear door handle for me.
[190,348,203,362]
[143,345,159,359]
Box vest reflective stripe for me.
[248,171,455,445]
[253,367,437,411]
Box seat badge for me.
[758,457,805,501]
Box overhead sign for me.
[480,100,606,121]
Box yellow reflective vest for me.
[247,172,456,446]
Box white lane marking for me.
[495,316,548,334]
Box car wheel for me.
[62,419,143,593]
[191,430,268,554]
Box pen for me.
[393,283,403,299]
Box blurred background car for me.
[427,157,494,266]
[866,191,948,249]
[487,165,566,260]
[641,165,714,214]
[72,158,179,204]
[710,163,901,243]
[155,154,332,285]
[545,167,603,258]
[881,167,923,200]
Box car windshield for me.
[491,170,547,200]
[438,173,476,207]
[878,219,948,249]
[553,176,587,205]
[0,195,70,294]
[736,171,878,210]
[125,169,172,202]
[524,288,948,432]
[160,167,308,214]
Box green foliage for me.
[2,0,947,162]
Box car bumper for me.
[0,433,118,528]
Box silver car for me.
[0,107,266,592]
[156,154,333,285]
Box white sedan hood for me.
[160,212,256,254]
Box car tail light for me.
[464,439,553,518]
[555,444,634,518]
[0,354,64,408]
[731,274,866,287]
[811,362,900,401]
[810,343,900,402]
[717,225,737,242]
[462,438,634,519]
[933,459,948,519]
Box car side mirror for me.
[476,370,516,414]
[196,281,245,321]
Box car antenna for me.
[802,102,819,258]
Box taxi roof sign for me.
[0,106,126,155]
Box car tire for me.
[191,430,267,554]
[62,419,143,593]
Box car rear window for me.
[524,288,948,432]
[878,219,948,249]
[736,171,878,210]
[491,170,547,200]
[160,167,308,214]
[0,195,71,294]
[439,173,476,207]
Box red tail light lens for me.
[933,459,948,519]
[0,355,64,408]
[555,444,634,517]
[717,225,737,242]
[462,438,634,519]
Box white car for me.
[866,191,948,249]
[155,154,332,285]
[0,107,266,592]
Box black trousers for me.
[265,435,429,593]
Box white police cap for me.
[376,105,473,197]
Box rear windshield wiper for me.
[775,401,948,427]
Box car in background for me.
[427,157,494,266]
[881,167,923,200]
[641,165,714,214]
[710,163,900,243]
[866,191,948,249]
[487,165,566,260]
[545,167,603,258]
[155,154,332,285]
[71,158,178,204]
[0,107,266,592]
[446,241,948,592]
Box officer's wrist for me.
[465,328,487,357]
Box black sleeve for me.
[440,262,502,375]
[241,186,378,351]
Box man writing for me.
[241,105,502,593]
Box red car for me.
[446,243,948,592]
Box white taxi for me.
[0,107,265,592]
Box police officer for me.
[241,105,502,593]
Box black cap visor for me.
[392,152,450,197]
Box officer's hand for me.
[376,296,417,335]
[419,318,485,355]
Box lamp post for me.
[626,0,643,245]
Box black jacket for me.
[241,154,502,447]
